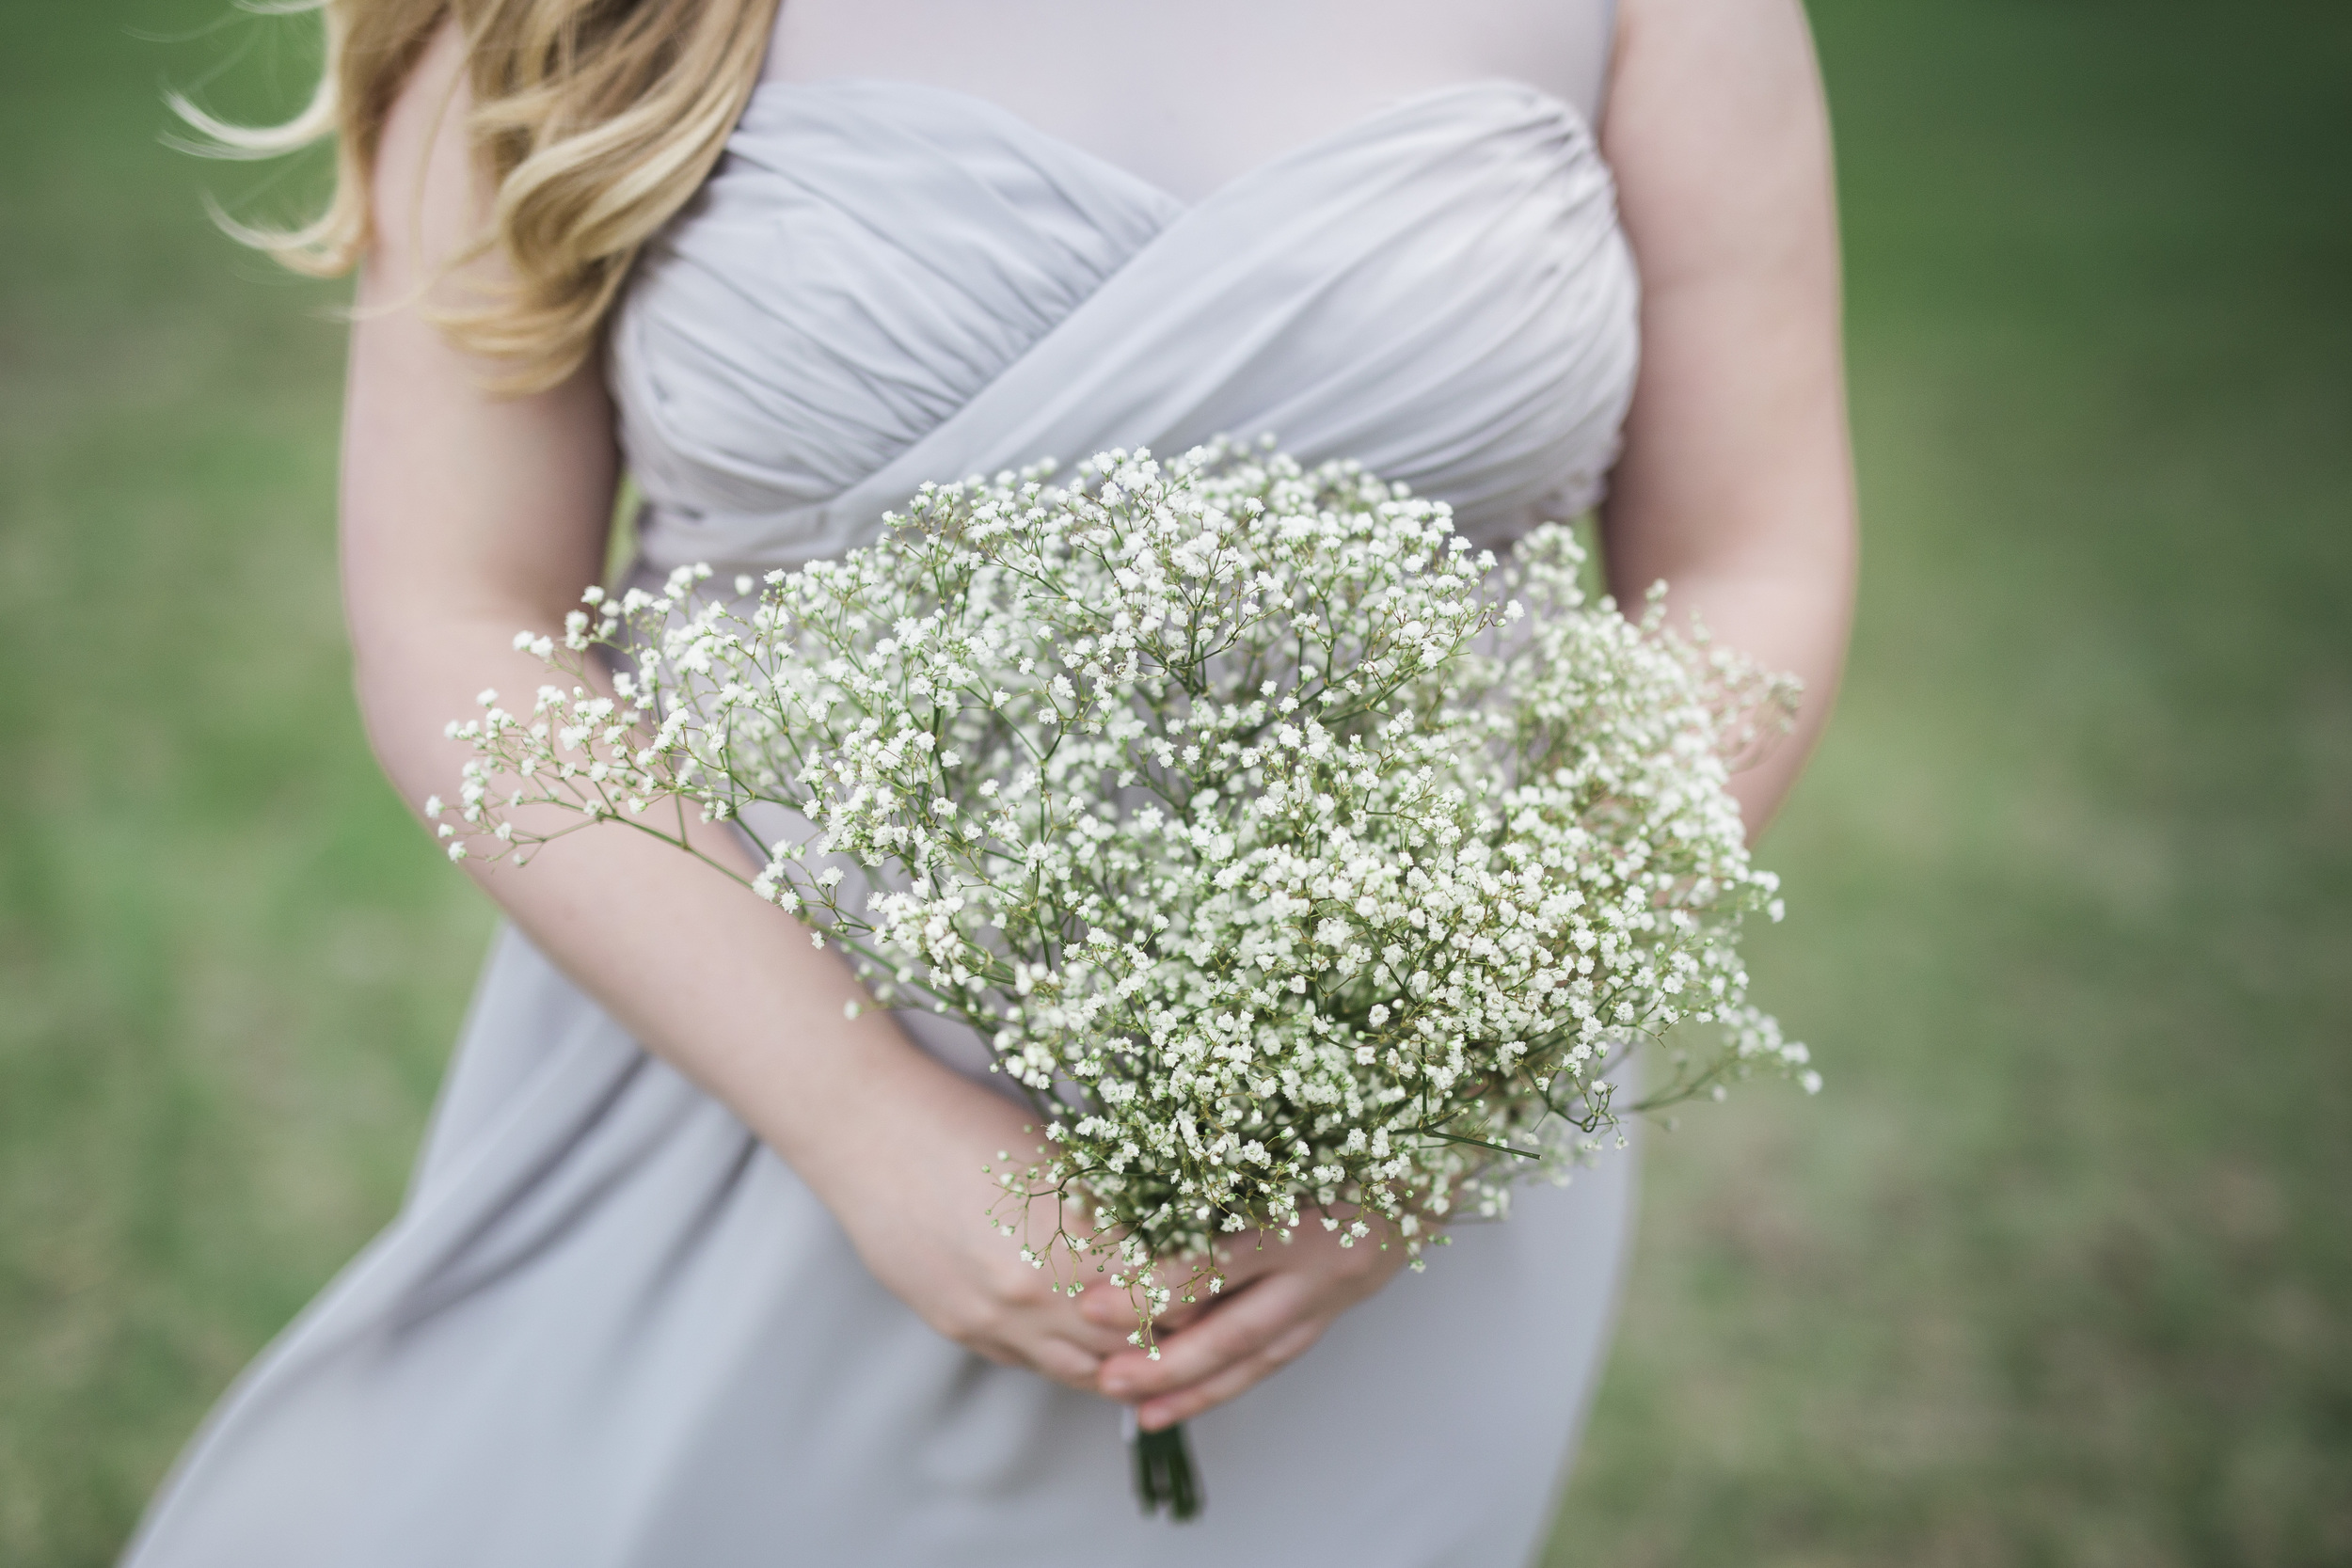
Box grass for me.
[2,1,2346,1564]
[1549,4,2352,1563]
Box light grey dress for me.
[125,69,1644,1568]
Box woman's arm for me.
[343,24,1128,1389]
[1087,0,1858,1430]
[1601,0,1857,834]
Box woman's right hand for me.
[810,1053,1136,1392]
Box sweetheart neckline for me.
[742,74,1597,212]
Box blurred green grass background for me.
[1,1,2345,1563]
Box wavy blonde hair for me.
[178,0,779,390]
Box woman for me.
[132,0,1853,1561]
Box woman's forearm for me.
[1602,554,1852,834]
[353,608,960,1205]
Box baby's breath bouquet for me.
[439,442,1813,1519]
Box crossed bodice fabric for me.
[609,77,1639,573]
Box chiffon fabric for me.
[126,73,1643,1568]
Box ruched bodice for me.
[611,77,1639,572]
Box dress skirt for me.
[122,923,1636,1567]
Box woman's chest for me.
[762,0,1614,202]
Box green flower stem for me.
[1131,1419,1202,1522]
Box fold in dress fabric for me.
[126,74,1643,1568]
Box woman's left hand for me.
[1081,1220,1416,1430]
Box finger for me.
[1208,1229,1297,1278]
[946,1313,1107,1381]
[1002,1290,1136,1360]
[1071,1262,1223,1332]
[946,1285,1129,1371]
[1039,1326,1140,1365]
[1077,1294,1209,1338]
[1095,1274,1312,1402]
[1074,1282,1221,1334]
[1073,1233,1292,1329]
[1075,1276,1151,1329]
[1134,1316,1327,1430]
[1021,1336,1107,1392]
[981,1249,1138,1354]
[976,1312,1112,1391]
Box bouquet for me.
[437,442,1815,1518]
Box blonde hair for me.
[177,0,779,390]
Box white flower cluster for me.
[441,442,1813,1306]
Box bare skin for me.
[344,0,1852,1438]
